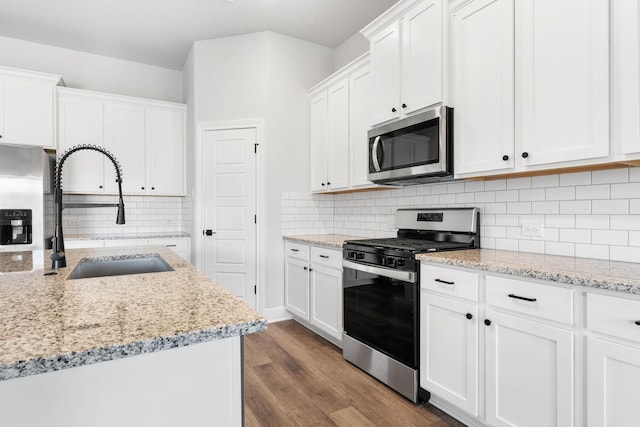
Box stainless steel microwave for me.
[367,106,453,185]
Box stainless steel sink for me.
[68,253,174,280]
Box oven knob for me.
[397,259,405,267]
[356,253,365,260]
[386,257,396,266]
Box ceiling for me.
[0,0,399,70]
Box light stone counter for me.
[417,249,640,295]
[65,231,190,241]
[283,234,364,249]
[0,245,266,381]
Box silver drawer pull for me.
[435,278,454,285]
[165,244,177,247]
[508,293,537,302]
[319,255,329,259]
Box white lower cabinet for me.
[485,310,574,427]
[420,292,479,416]
[421,263,577,427]
[284,241,343,345]
[586,292,640,427]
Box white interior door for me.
[200,127,257,309]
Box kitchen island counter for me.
[0,245,265,380]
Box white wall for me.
[333,32,369,71]
[282,167,640,263]
[189,31,333,315]
[0,35,182,102]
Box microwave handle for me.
[372,136,382,172]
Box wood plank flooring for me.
[244,320,466,426]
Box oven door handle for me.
[343,260,416,283]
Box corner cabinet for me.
[284,241,343,345]
[452,0,610,178]
[0,66,62,148]
[362,0,443,125]
[57,87,186,196]
[308,54,385,193]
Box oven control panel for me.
[343,248,416,271]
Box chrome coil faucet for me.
[51,145,125,269]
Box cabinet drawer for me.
[421,264,479,302]
[587,293,640,343]
[285,241,309,260]
[485,275,573,325]
[150,238,188,253]
[310,246,342,269]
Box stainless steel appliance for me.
[0,145,54,256]
[367,106,453,185]
[342,207,479,402]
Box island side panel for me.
[0,336,242,427]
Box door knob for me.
[203,229,216,236]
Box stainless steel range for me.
[342,207,480,402]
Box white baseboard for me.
[262,307,292,323]
[428,395,486,427]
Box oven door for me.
[342,260,418,368]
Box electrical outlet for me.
[521,223,544,237]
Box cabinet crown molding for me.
[307,53,369,96]
[360,0,423,39]
[0,65,64,86]
[56,86,186,111]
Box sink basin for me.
[68,253,174,280]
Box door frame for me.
[194,119,265,313]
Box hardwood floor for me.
[244,320,466,426]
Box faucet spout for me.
[51,144,126,269]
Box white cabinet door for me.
[612,0,640,159]
[285,257,310,321]
[517,0,609,166]
[146,107,185,196]
[349,65,373,189]
[327,78,349,192]
[401,0,442,115]
[310,264,343,342]
[369,21,401,125]
[453,0,515,176]
[485,310,574,427]
[309,91,329,192]
[588,337,640,427]
[0,76,55,148]
[58,94,105,193]
[104,102,147,195]
[420,292,478,415]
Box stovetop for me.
[344,237,471,254]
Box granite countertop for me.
[417,249,640,295]
[0,246,266,381]
[283,234,364,249]
[65,231,191,241]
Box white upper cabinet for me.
[452,0,610,178]
[349,65,373,188]
[612,0,640,159]
[452,0,515,175]
[308,54,384,193]
[58,93,106,193]
[57,87,186,196]
[516,0,609,166]
[0,67,61,149]
[309,90,329,192]
[146,107,185,196]
[104,102,147,195]
[363,0,443,126]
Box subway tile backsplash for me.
[282,166,640,263]
[61,194,189,235]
